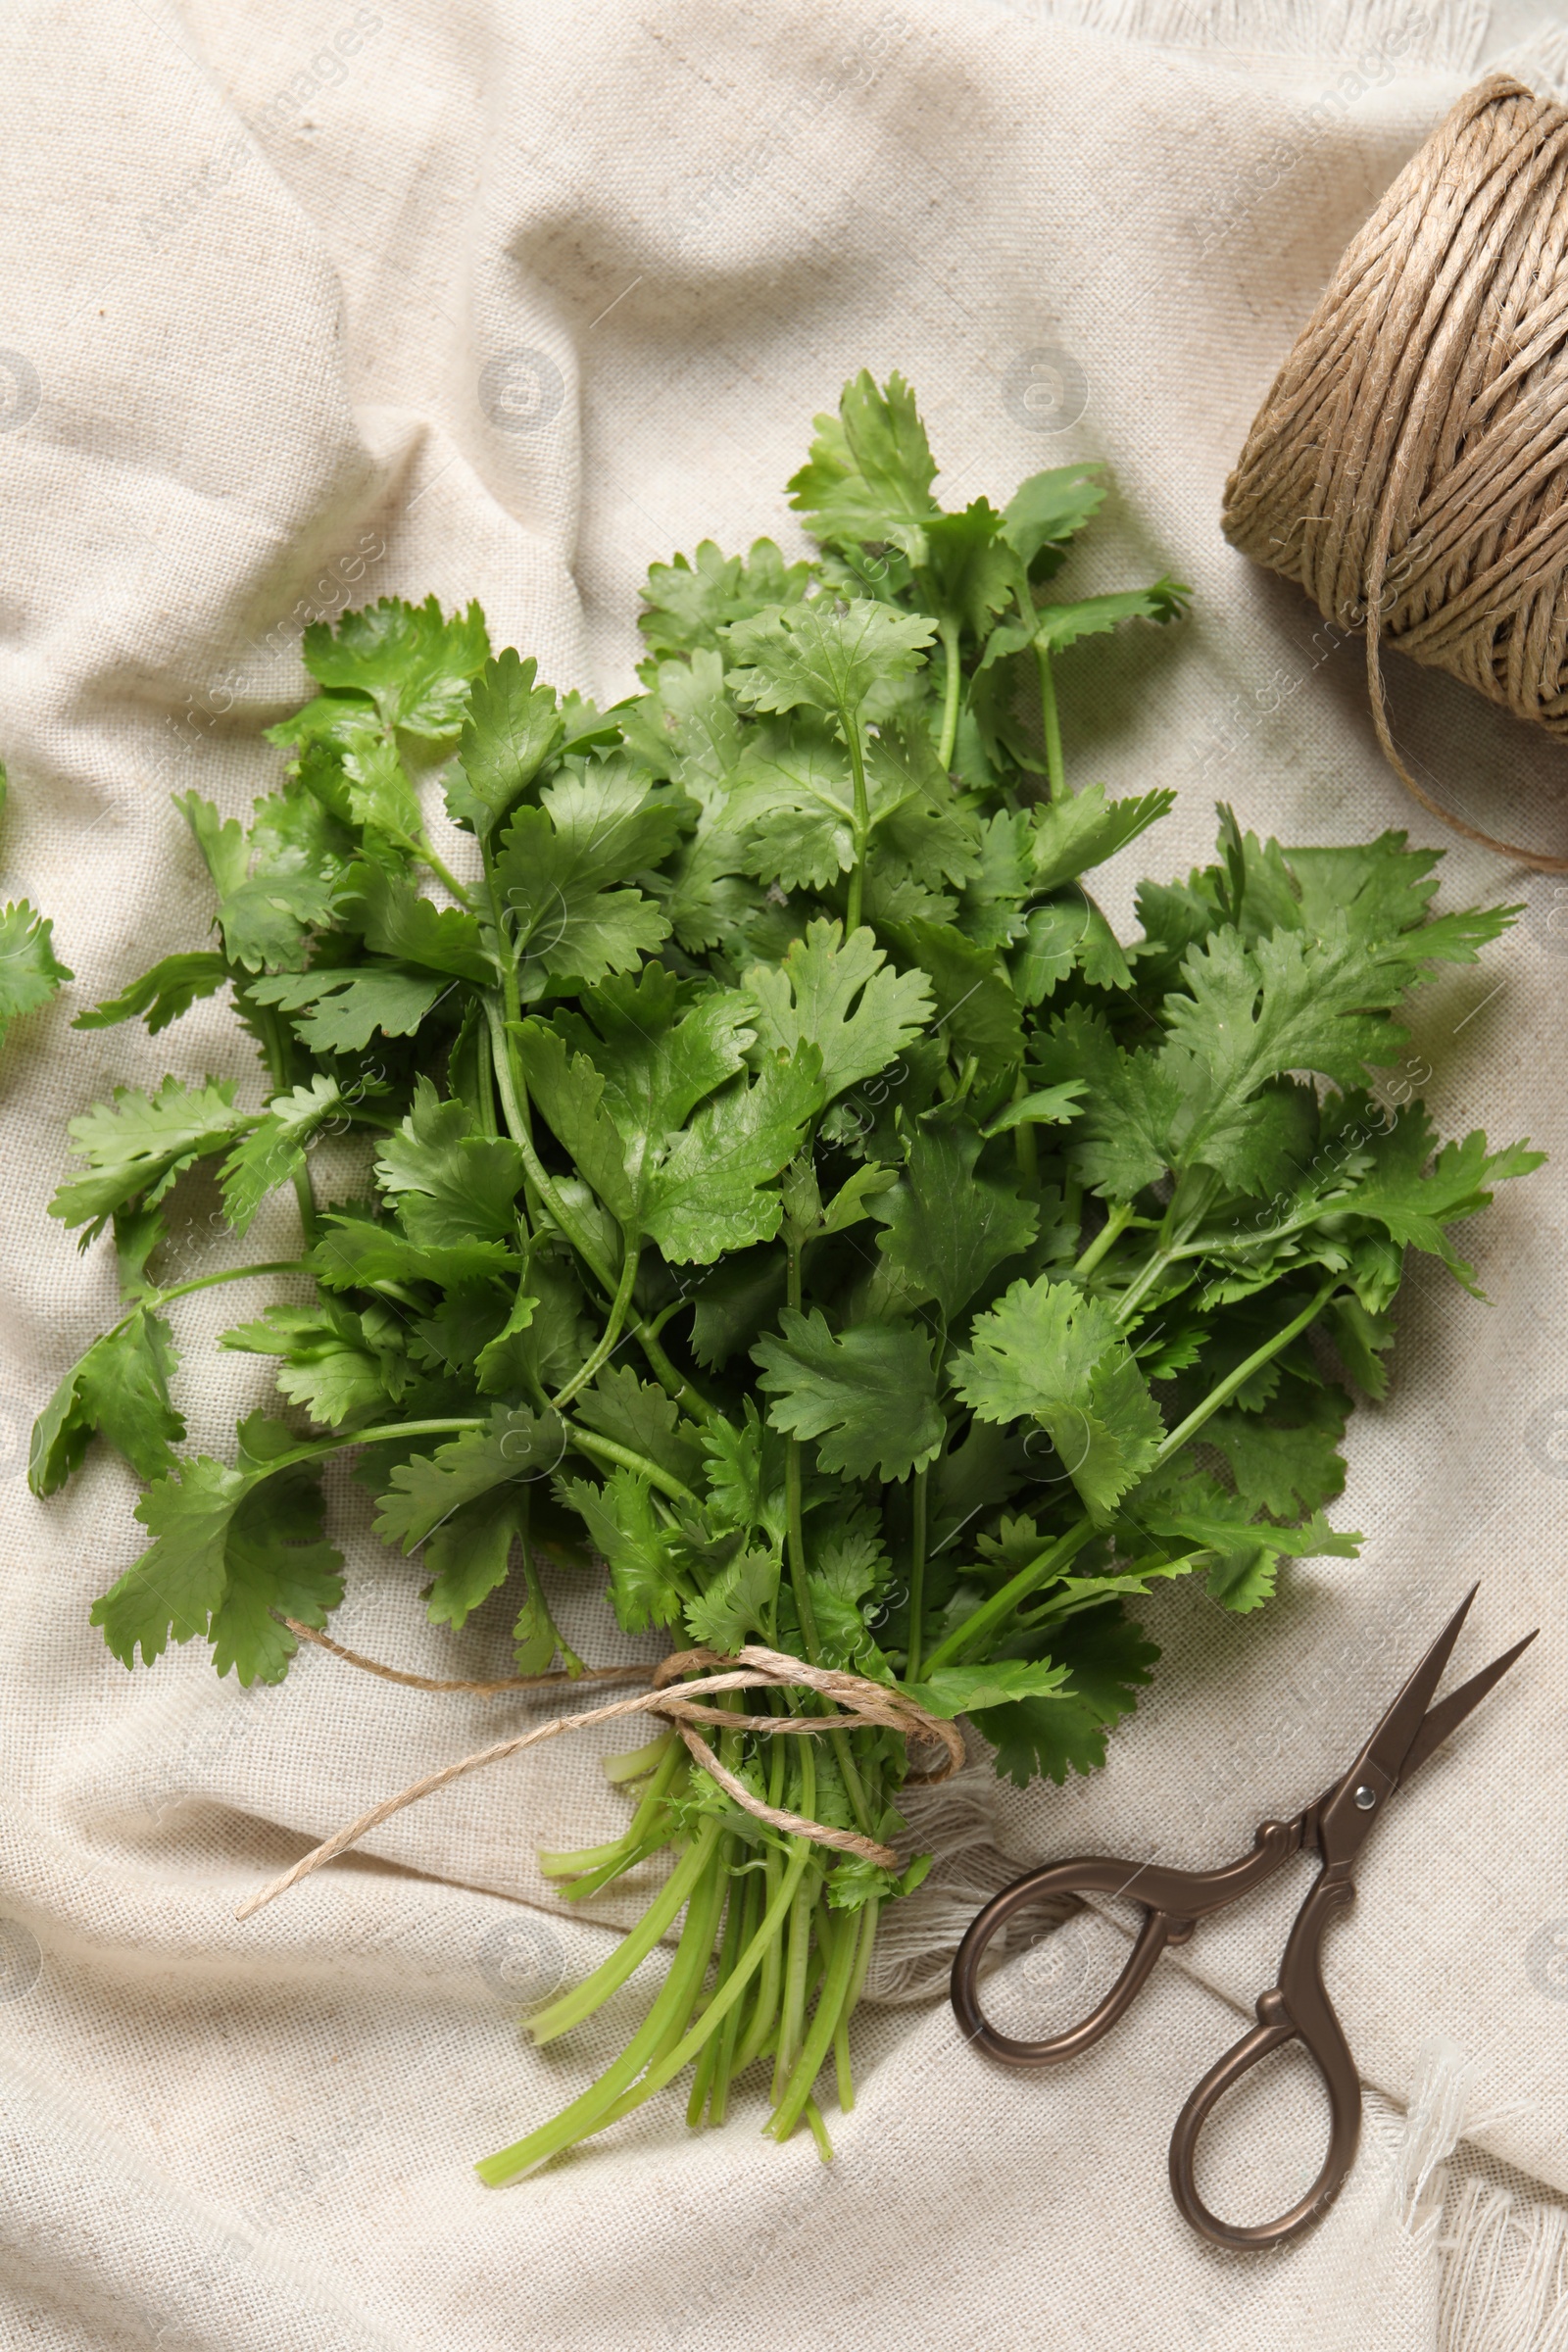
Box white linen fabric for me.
[2,0,1568,2343]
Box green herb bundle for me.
[30,374,1538,2180]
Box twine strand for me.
[1223,72,1568,870]
[234,1630,962,1923]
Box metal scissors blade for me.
[1318,1584,1538,1864]
[1397,1624,1539,1786]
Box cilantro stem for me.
[705,1870,757,2125]
[921,1519,1100,1675]
[1073,1200,1135,1280]
[290,1166,318,1245]
[936,618,962,772]
[1111,1173,1218,1326]
[783,1242,822,1664]
[905,1465,929,1685]
[483,995,612,1285]
[482,995,711,1422]
[527,1822,720,2046]
[138,1260,312,1321]
[767,1888,860,2140]
[733,1731,790,2073]
[567,1425,697,1505]
[539,1741,681,1877]
[772,1849,822,2106]
[476,1823,726,2182]
[1009,1067,1038,1186]
[840,1894,879,2091]
[1153,1279,1338,1466]
[550,1831,816,2155]
[625,1318,714,1427]
[474,1026,498,1136]
[480,846,528,1118]
[416,833,471,906]
[1035,642,1066,803]
[844,723,870,936]
[552,1245,641,1410]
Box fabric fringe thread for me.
[1441,2177,1568,2351]
[1007,0,1482,71]
[233,1627,963,1924]
[1224,73,1568,871]
[1379,2035,1568,2351]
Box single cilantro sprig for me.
[26,373,1540,2180]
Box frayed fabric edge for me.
[982,0,1487,75]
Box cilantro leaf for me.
[175,789,344,974]
[218,1075,346,1235]
[445,649,562,839]
[556,1466,686,1634]
[808,1530,886,1667]
[871,1122,1037,1319]
[422,1488,524,1630]
[752,1308,944,1483]
[1029,578,1190,652]
[309,1206,514,1294]
[639,539,812,664]
[883,919,1022,1085]
[919,501,1015,642]
[643,1048,823,1263]
[28,1305,184,1494]
[74,953,227,1036]
[952,1275,1164,1520]
[339,730,424,846]
[905,1658,1072,1718]
[244,964,449,1053]
[722,598,936,731]
[209,1426,344,1684]
[742,919,932,1102]
[515,966,755,1226]
[0,900,71,1046]
[972,1603,1158,1787]
[684,1546,780,1653]
[575,1365,704,1490]
[1340,1104,1544,1295]
[1002,465,1105,575]
[1161,923,1431,1189]
[48,1077,250,1240]
[489,762,682,995]
[374,1406,564,1550]
[301,594,491,739]
[374,1078,524,1246]
[220,1298,400,1430]
[1028,785,1176,899]
[1201,1390,1348,1521]
[90,1453,249,1669]
[786,370,939,563]
[338,861,495,984]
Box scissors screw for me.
[1352,1785,1377,1810]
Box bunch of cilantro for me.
[30,373,1539,2180]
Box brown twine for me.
[1223,73,1568,871]
[233,1627,963,1923]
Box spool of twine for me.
[1223,73,1568,871]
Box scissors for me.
[950,1587,1536,2250]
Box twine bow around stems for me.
[233,1630,964,1924]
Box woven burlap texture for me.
[2,0,1566,2345]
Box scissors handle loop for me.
[950,1819,1300,2066]
[1168,1866,1362,2249]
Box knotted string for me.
[1224,73,1568,870]
[233,1626,963,1923]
